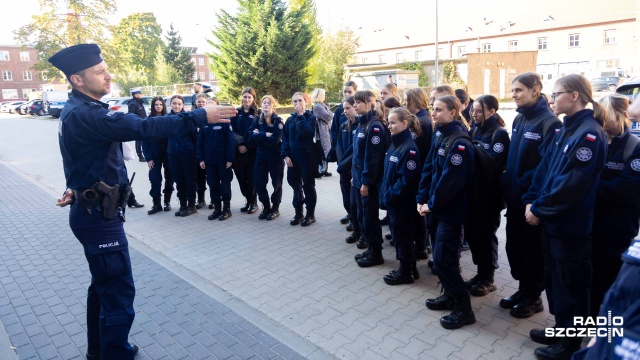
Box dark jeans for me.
[148,156,173,200]
[205,163,233,203]
[286,155,317,215]
[168,153,197,201]
[254,158,284,207]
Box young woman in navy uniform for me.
[281,92,318,226]
[464,95,510,297]
[352,90,388,267]
[197,93,236,221]
[380,107,422,285]
[589,94,640,318]
[417,95,476,330]
[143,96,174,214]
[231,87,260,214]
[166,95,199,217]
[336,96,361,244]
[524,74,607,359]
[248,95,285,220]
[500,72,562,319]
[194,94,209,210]
[50,44,236,360]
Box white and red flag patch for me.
[409,150,416,155]
[373,128,380,132]
[458,145,466,151]
[586,134,596,142]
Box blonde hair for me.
[310,88,326,103]
[555,74,607,126]
[599,94,631,136]
[405,88,430,112]
[259,95,277,125]
[436,95,469,129]
[389,107,422,137]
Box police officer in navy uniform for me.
[51,44,236,360]
[128,88,147,162]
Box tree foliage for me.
[14,0,116,81]
[164,24,196,83]
[398,62,430,88]
[308,28,358,103]
[441,61,465,87]
[109,13,163,76]
[209,0,317,103]
[152,46,181,86]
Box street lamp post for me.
[434,0,439,86]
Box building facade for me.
[0,45,50,102]
[188,48,219,94]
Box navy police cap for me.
[48,44,103,77]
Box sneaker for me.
[469,279,497,297]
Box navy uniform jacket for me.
[141,136,168,163]
[231,106,260,151]
[59,89,208,191]
[417,120,475,226]
[281,110,317,159]
[470,115,510,171]
[379,129,421,214]
[523,109,607,237]
[593,128,640,240]
[413,109,434,165]
[127,98,146,118]
[336,114,358,175]
[196,122,235,165]
[166,110,197,156]
[501,96,561,203]
[330,103,344,151]
[352,111,387,188]
[248,112,284,161]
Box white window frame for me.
[395,52,404,63]
[508,40,518,52]
[19,52,30,61]
[458,46,466,57]
[604,30,616,45]
[569,33,580,48]
[198,58,204,66]
[22,71,33,81]
[2,70,13,81]
[2,89,18,99]
[482,43,491,53]
[199,72,205,80]
[0,51,9,61]
[209,72,215,80]
[537,37,548,50]
[414,50,422,61]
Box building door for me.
[483,69,491,94]
[499,69,506,99]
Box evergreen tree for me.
[152,45,181,86]
[109,13,163,76]
[209,0,316,102]
[164,24,196,83]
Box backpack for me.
[444,131,503,210]
[623,133,640,163]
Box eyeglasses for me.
[471,109,484,115]
[550,91,573,100]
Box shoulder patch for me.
[450,154,463,166]
[435,131,442,137]
[585,134,597,142]
[278,123,283,130]
[407,160,417,170]
[457,145,465,151]
[411,131,417,140]
[631,159,640,172]
[371,135,381,145]
[409,150,416,156]
[575,147,593,162]
[493,143,504,153]
[373,127,380,132]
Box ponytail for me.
[591,100,607,127]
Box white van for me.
[43,90,70,118]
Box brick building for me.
[187,47,219,94]
[0,45,55,102]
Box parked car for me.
[590,76,623,92]
[1,101,25,113]
[28,100,46,116]
[103,96,153,115]
[16,100,40,115]
[616,80,640,137]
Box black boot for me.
[533,338,582,360]
[510,296,544,319]
[356,250,383,268]
[500,288,526,309]
[259,201,271,220]
[196,198,206,209]
[426,292,455,310]
[127,200,144,208]
[180,198,197,217]
[208,202,222,220]
[240,198,250,212]
[147,197,162,215]
[468,270,497,297]
[356,236,368,249]
[530,328,560,345]
[266,203,280,220]
[346,222,354,231]
[290,211,304,226]
[175,198,187,216]
[163,193,172,211]
[247,198,259,214]
[389,263,420,280]
[301,212,316,227]
[219,202,232,221]
[384,262,414,285]
[345,232,361,244]
[340,214,350,224]
[439,295,476,330]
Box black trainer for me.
[500,288,526,309]
[208,209,222,220]
[163,202,171,212]
[218,208,232,221]
[195,200,206,209]
[290,213,303,226]
[385,233,392,240]
[301,215,316,227]
[346,232,361,244]
[465,274,482,290]
[469,279,497,297]
[247,202,259,214]
[259,207,270,220]
[426,293,455,311]
[266,210,280,220]
[510,297,544,319]
[530,328,560,345]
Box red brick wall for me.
[0,46,51,101]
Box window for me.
[20,52,30,61]
[569,34,580,48]
[198,58,204,66]
[2,89,18,99]
[361,57,367,64]
[482,43,491,53]
[41,71,48,81]
[378,54,384,63]
[0,51,9,61]
[191,58,196,63]
[508,40,518,52]
[2,70,12,81]
[199,72,205,80]
[414,50,422,61]
[209,72,215,80]
[22,88,34,99]
[458,46,466,57]
[395,52,404,63]
[537,37,548,50]
[22,71,32,81]
[193,72,198,80]
[604,30,616,45]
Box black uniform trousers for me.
[339,172,351,216]
[69,204,136,360]
[349,186,361,234]
[286,154,317,215]
[412,212,429,253]
[465,207,501,276]
[254,158,284,207]
[148,156,173,200]
[135,141,143,160]
[542,231,592,328]
[196,166,207,202]
[355,185,383,254]
[505,201,545,297]
[428,216,467,298]
[168,153,197,202]
[233,150,257,202]
[589,233,631,318]
[205,163,233,204]
[389,210,415,262]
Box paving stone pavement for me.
[0,114,555,359]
